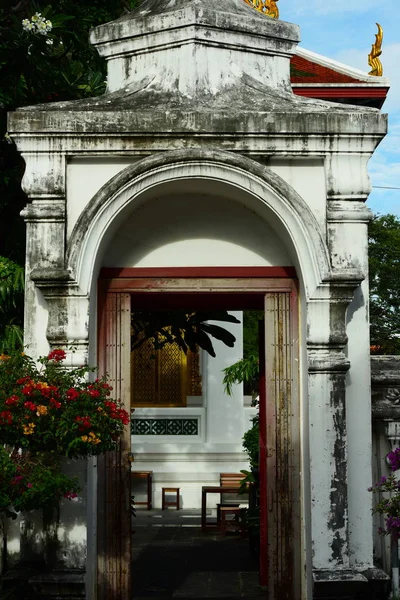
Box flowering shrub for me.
[22,13,52,36]
[0,350,129,458]
[0,350,130,516]
[0,447,80,518]
[369,448,400,536]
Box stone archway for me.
[96,271,300,600]
[27,148,364,599]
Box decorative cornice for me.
[21,201,65,222]
[307,348,350,373]
[30,268,73,285]
[371,356,400,421]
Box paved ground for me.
[132,509,264,599]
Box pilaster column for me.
[20,151,67,357]
[307,283,358,571]
[308,341,350,568]
[326,165,374,569]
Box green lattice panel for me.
[132,419,199,436]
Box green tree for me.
[0,0,138,350]
[0,257,24,352]
[369,214,400,355]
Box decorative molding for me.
[368,23,383,77]
[386,389,400,404]
[307,349,350,373]
[132,418,199,436]
[371,356,400,421]
[385,422,400,450]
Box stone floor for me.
[132,508,264,599]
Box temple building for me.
[6,0,397,598]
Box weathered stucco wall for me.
[6,0,389,596]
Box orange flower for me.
[36,405,48,416]
[88,431,101,445]
[22,422,36,435]
[36,381,50,390]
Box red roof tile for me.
[290,54,366,84]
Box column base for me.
[313,568,390,599]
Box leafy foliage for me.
[0,0,139,351]
[222,354,259,397]
[131,310,240,358]
[0,447,80,518]
[369,214,400,354]
[0,0,138,115]
[243,310,264,360]
[242,419,259,470]
[0,257,24,352]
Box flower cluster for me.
[22,13,52,36]
[0,350,130,458]
[0,350,130,517]
[369,469,400,536]
[388,447,400,472]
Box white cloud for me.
[288,0,377,16]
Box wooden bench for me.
[216,473,247,524]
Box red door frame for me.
[98,266,299,596]
[259,319,268,587]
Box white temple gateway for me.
[6,0,399,598]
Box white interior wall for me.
[130,312,252,509]
[102,193,292,267]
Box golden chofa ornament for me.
[243,0,279,19]
[368,23,383,77]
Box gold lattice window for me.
[131,337,202,408]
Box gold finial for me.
[368,23,383,76]
[243,0,279,19]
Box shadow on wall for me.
[102,192,292,268]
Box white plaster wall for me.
[66,157,327,270]
[102,193,292,267]
[346,278,374,567]
[205,314,244,444]
[269,159,326,231]
[106,42,292,96]
[66,158,136,238]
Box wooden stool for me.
[219,506,244,535]
[131,471,153,510]
[162,487,180,510]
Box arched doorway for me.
[97,269,300,600]
[65,149,329,599]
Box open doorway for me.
[97,269,300,600]
[130,303,262,598]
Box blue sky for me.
[283,0,400,218]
